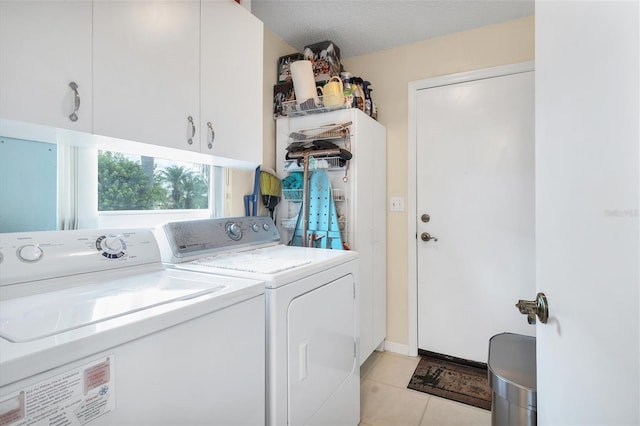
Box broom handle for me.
[302,151,311,247]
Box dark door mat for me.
[407,352,492,410]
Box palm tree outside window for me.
[98,151,211,211]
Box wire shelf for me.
[287,121,352,142]
[282,95,352,118]
[282,187,345,203]
[284,157,344,171]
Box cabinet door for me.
[351,113,376,364]
[287,275,357,426]
[370,119,387,355]
[93,1,200,151]
[200,0,263,163]
[0,1,92,132]
[352,111,387,364]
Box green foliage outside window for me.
[98,151,209,211]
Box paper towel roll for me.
[290,60,319,106]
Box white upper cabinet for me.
[200,0,263,164]
[0,1,92,132]
[93,1,201,152]
[1,0,263,164]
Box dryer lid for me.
[191,250,312,273]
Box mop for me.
[259,168,281,219]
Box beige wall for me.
[226,28,294,218]
[261,16,534,348]
[263,28,296,170]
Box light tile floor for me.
[360,351,491,426]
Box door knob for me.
[516,293,549,324]
[421,232,437,242]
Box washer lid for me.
[0,270,226,343]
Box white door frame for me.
[406,61,535,357]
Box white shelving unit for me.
[276,108,386,365]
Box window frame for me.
[77,147,222,230]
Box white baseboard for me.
[382,340,410,356]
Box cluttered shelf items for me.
[274,40,378,119]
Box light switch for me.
[390,197,404,212]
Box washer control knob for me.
[18,244,43,262]
[262,223,270,231]
[227,223,242,241]
[252,223,260,232]
[104,236,124,252]
[96,235,127,259]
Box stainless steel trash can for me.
[488,333,536,426]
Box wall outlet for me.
[390,197,404,212]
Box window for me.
[0,137,57,232]
[0,134,236,232]
[73,148,222,230]
[98,151,210,211]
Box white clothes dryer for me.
[157,216,360,426]
[0,228,265,426]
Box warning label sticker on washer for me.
[0,356,115,426]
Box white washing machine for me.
[156,216,360,426]
[0,228,265,426]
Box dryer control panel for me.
[0,229,161,287]
[159,216,281,262]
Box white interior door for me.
[535,1,639,423]
[416,71,535,362]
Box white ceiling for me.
[251,0,534,59]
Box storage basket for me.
[282,189,303,201]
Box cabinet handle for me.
[187,116,195,145]
[207,121,215,149]
[68,82,80,122]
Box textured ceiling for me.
[251,0,534,58]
